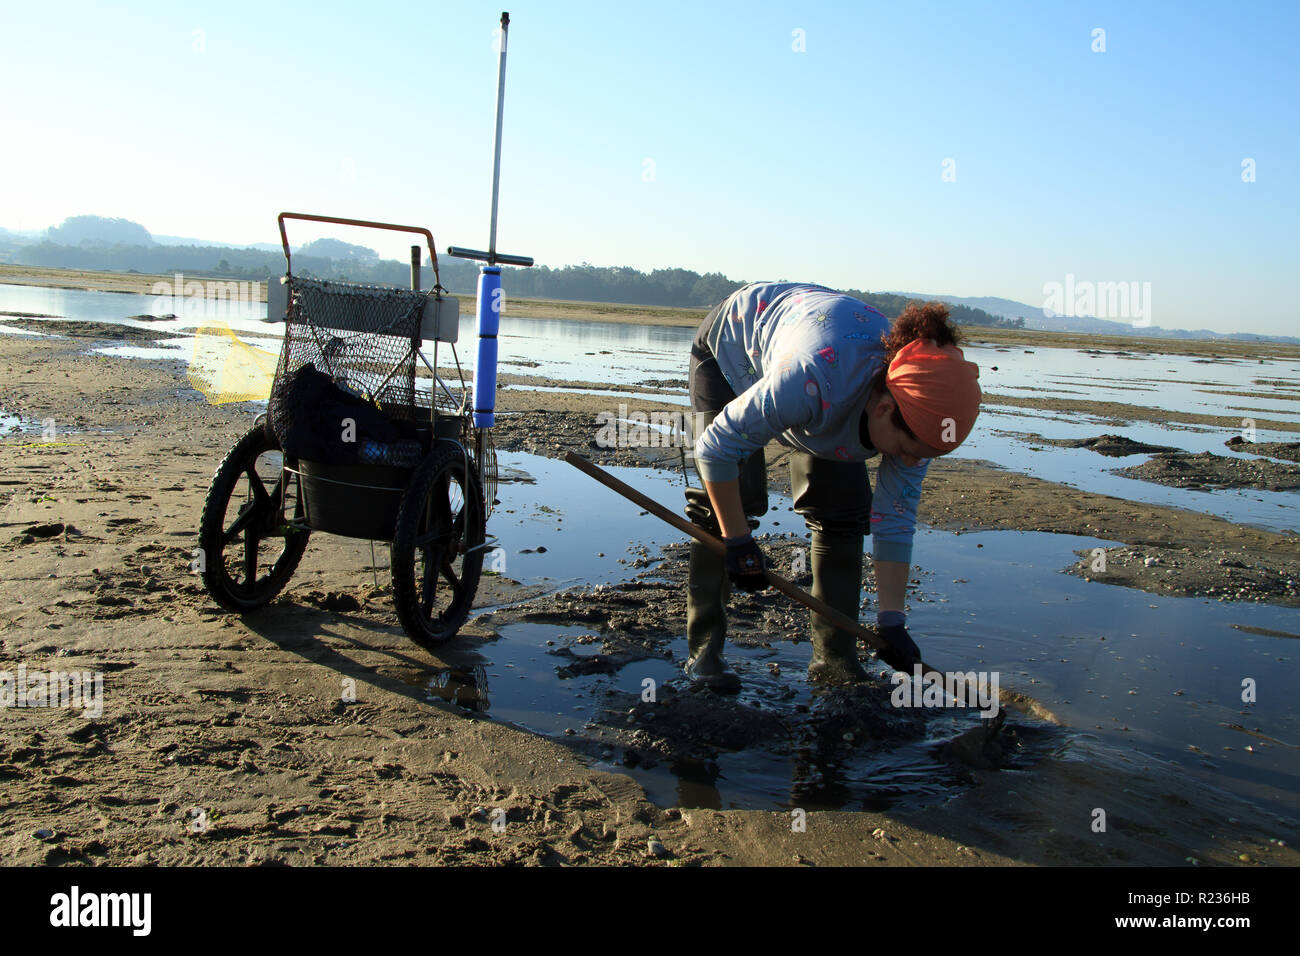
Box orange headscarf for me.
[885,339,982,451]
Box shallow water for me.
[2,409,28,433]
[93,340,193,361]
[968,344,1300,424]
[0,281,270,338]
[0,406,49,435]
[0,323,49,337]
[504,384,686,406]
[433,452,1300,819]
[495,316,694,387]
[960,408,1300,533]
[911,527,1299,820]
[484,452,687,590]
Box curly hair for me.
[880,301,962,362]
[869,301,963,438]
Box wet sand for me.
[1118,452,1300,492]
[2,324,1297,866]
[1226,437,1300,463]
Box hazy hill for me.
[297,238,377,260]
[895,292,1300,344]
[47,215,153,247]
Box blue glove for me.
[724,534,769,593]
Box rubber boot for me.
[684,539,742,693]
[807,530,870,685]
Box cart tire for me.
[199,425,309,613]
[391,441,485,650]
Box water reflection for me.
[423,664,491,712]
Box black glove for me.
[724,534,769,593]
[683,486,721,537]
[877,623,923,672]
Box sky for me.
[1,0,1296,335]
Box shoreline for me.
[4,263,1297,357]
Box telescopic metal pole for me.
[487,11,510,264]
[444,12,532,270]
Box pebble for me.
[647,838,670,858]
[33,828,55,840]
[1238,853,1252,863]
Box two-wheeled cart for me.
[198,12,532,652]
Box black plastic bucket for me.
[298,459,413,540]
[433,415,461,440]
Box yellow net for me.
[188,323,280,404]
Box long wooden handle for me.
[564,451,1025,724]
[563,451,919,666]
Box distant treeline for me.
[7,232,1021,327]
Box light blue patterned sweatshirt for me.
[695,281,928,565]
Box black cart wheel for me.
[391,441,485,651]
[199,425,309,612]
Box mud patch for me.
[3,318,166,342]
[1068,544,1299,603]
[1118,451,1300,491]
[1225,436,1300,463]
[1032,433,1180,457]
[493,410,681,472]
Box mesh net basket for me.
[268,276,432,444]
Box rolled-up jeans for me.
[686,303,872,537]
